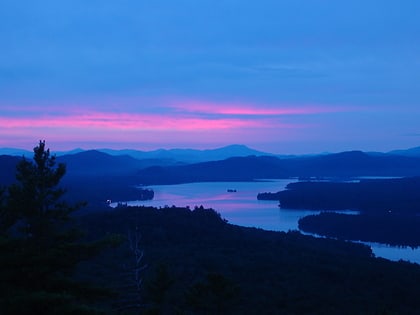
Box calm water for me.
[114,180,420,264]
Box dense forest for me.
[78,204,420,314]
[2,142,420,314]
[258,177,420,247]
[277,177,420,214]
[299,212,420,248]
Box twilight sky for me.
[1,1,419,154]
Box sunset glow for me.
[0,102,306,131]
[0,1,419,153]
[170,101,350,116]
[0,98,313,150]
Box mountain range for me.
[2,145,420,205]
[0,144,270,163]
[2,144,420,162]
[0,146,420,185]
[134,151,420,184]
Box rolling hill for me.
[135,151,420,184]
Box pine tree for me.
[0,141,116,314]
[6,140,78,239]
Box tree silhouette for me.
[6,140,81,239]
[0,141,115,314]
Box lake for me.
[113,179,420,264]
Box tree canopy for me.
[0,141,113,314]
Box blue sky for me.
[1,1,419,153]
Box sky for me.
[1,1,420,154]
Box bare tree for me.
[128,226,148,294]
[114,226,148,314]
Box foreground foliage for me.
[0,141,116,314]
[78,204,420,315]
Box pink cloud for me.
[0,97,325,150]
[0,110,293,132]
[169,100,352,116]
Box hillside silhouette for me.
[260,177,420,247]
[136,151,420,184]
[2,143,420,313]
[77,204,420,314]
[3,149,420,207]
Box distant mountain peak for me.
[334,150,368,157]
[216,144,251,150]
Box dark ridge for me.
[278,176,420,214]
[299,212,420,248]
[57,150,145,175]
[136,155,286,184]
[136,152,420,184]
[75,205,420,314]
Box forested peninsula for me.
[78,204,420,314]
[267,177,420,247]
[299,212,420,248]
[277,177,420,214]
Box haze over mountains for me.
[135,151,420,184]
[2,144,420,207]
[2,144,420,163]
[2,145,420,185]
[0,144,270,163]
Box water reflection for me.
[114,180,419,264]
